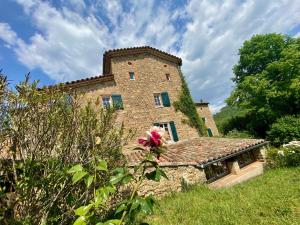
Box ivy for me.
[173,69,207,136]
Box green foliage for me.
[69,153,167,225]
[267,115,300,147]
[173,70,206,136]
[144,168,300,225]
[227,34,300,137]
[267,146,300,168]
[213,105,245,134]
[0,74,131,224]
[224,129,254,139]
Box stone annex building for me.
[48,46,268,195]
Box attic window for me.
[129,72,135,80]
[166,74,171,81]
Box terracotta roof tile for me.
[39,74,114,90]
[125,137,268,167]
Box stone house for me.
[45,46,268,193]
[50,46,218,146]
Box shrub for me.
[0,74,131,224]
[224,129,254,139]
[267,145,300,168]
[267,115,300,147]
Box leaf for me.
[121,174,133,184]
[94,194,103,208]
[139,198,153,215]
[75,204,93,216]
[145,168,168,182]
[85,175,93,188]
[68,164,83,174]
[96,160,107,171]
[72,171,88,184]
[115,203,127,215]
[73,216,87,225]
[109,173,124,185]
[130,197,140,211]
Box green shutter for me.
[161,92,171,107]
[207,128,213,137]
[153,123,160,127]
[170,121,179,142]
[111,94,124,110]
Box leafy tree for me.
[267,115,300,147]
[227,33,300,137]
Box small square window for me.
[129,72,135,80]
[102,96,111,107]
[166,74,171,81]
[154,94,162,107]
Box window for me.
[166,74,171,81]
[153,92,171,107]
[129,72,135,80]
[154,94,162,107]
[207,128,213,137]
[102,96,111,107]
[204,161,229,183]
[237,151,255,168]
[202,117,206,123]
[154,121,179,142]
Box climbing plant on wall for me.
[173,69,207,136]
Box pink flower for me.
[138,126,167,159]
[138,128,164,147]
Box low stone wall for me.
[137,166,207,196]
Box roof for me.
[125,137,268,167]
[39,74,114,90]
[103,46,182,74]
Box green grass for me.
[144,168,300,225]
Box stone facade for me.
[137,166,206,196]
[195,103,219,136]
[70,48,200,147]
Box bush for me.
[267,145,300,168]
[0,74,131,224]
[267,115,300,147]
[224,129,254,139]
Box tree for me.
[227,33,300,137]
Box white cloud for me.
[179,0,300,112]
[0,23,18,46]
[0,0,299,112]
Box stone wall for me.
[196,104,219,136]
[137,166,206,196]
[74,53,200,147]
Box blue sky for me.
[0,0,300,112]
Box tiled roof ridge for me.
[103,46,182,62]
[39,74,114,90]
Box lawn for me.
[144,167,300,225]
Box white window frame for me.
[102,96,111,107]
[153,93,162,107]
[129,72,135,80]
[158,122,174,143]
